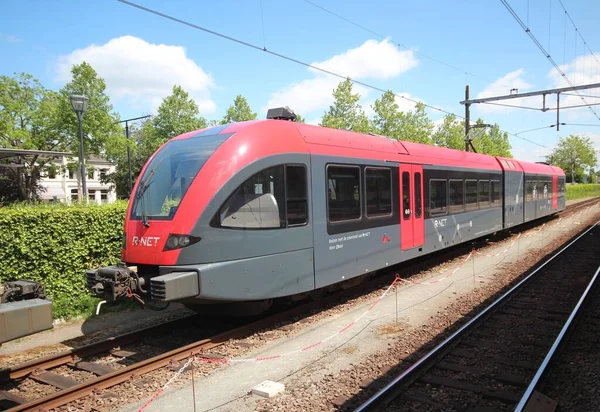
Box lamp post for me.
[69,95,89,202]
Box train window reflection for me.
[286,165,308,226]
[366,167,392,218]
[491,180,501,206]
[449,179,465,213]
[220,166,285,229]
[327,165,361,222]
[465,180,478,210]
[478,180,490,207]
[429,179,447,216]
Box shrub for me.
[566,183,600,201]
[0,201,128,319]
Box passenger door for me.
[552,175,558,209]
[400,164,424,250]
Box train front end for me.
[85,112,312,314]
[85,125,236,309]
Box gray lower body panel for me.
[161,247,315,301]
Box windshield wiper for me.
[136,158,164,227]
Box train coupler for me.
[86,263,143,302]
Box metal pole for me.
[78,111,87,202]
[556,93,560,131]
[465,85,470,152]
[126,120,133,194]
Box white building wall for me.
[38,155,117,205]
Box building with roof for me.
[0,148,118,204]
[39,154,117,204]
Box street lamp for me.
[70,95,89,202]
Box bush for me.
[566,183,600,201]
[0,201,128,319]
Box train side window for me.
[219,166,286,229]
[526,179,533,201]
[414,172,422,218]
[327,165,361,222]
[532,181,538,200]
[429,179,447,216]
[465,179,478,210]
[286,165,308,226]
[366,167,392,218]
[402,172,411,220]
[449,179,465,213]
[478,180,490,207]
[558,177,566,194]
[491,180,501,206]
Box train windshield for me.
[131,133,231,222]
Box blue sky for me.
[1,0,599,163]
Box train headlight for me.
[163,234,201,251]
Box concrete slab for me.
[123,206,600,412]
[251,380,285,398]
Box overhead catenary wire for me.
[499,0,600,123]
[117,0,549,151]
[557,0,600,70]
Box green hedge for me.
[566,183,600,201]
[0,201,128,319]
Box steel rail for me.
[0,314,189,382]
[4,296,325,412]
[354,219,600,412]
[515,263,600,411]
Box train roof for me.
[182,119,564,175]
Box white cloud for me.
[54,35,216,114]
[547,53,600,120]
[475,69,535,114]
[263,38,418,117]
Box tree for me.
[56,62,121,157]
[153,85,207,143]
[396,102,434,144]
[470,121,512,157]
[294,113,306,123]
[370,92,433,144]
[0,73,61,201]
[432,114,464,150]
[550,134,597,183]
[370,90,402,138]
[320,78,370,133]
[220,95,257,124]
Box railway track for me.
[0,198,596,412]
[354,219,600,412]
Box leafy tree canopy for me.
[152,85,207,143]
[220,94,257,124]
[320,78,370,133]
[549,134,597,183]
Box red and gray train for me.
[86,107,566,314]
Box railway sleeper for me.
[436,362,529,387]
[30,370,79,389]
[419,374,520,403]
[450,349,538,371]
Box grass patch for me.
[566,183,600,201]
